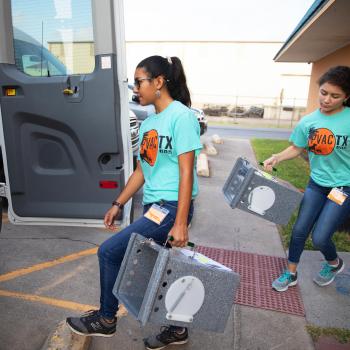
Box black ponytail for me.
[318,66,350,107]
[136,55,192,107]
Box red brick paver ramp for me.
[197,246,305,317]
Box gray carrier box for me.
[223,157,303,225]
[113,233,240,333]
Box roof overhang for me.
[274,0,350,62]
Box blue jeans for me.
[288,178,350,264]
[97,200,194,319]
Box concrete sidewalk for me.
[189,138,314,350]
[91,137,314,350]
[298,251,350,330]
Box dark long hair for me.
[318,66,350,107]
[136,55,191,107]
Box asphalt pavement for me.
[0,224,110,350]
[207,125,292,139]
[1,135,349,350]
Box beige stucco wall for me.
[48,42,95,74]
[306,44,350,114]
[126,41,311,108]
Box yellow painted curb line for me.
[0,246,128,349]
[0,248,98,283]
[0,289,97,312]
[0,289,128,316]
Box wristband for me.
[112,200,124,209]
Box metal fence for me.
[193,95,308,129]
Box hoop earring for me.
[343,98,349,106]
[156,90,161,98]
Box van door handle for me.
[63,88,74,95]
[63,76,76,95]
[62,76,81,99]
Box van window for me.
[11,0,95,76]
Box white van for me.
[0,0,133,229]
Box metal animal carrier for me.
[113,233,240,332]
[223,157,303,225]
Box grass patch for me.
[250,138,350,252]
[306,325,350,344]
[250,139,309,189]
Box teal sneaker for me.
[272,270,298,292]
[313,258,344,287]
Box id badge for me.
[144,204,170,225]
[327,188,348,205]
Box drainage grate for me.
[197,246,305,317]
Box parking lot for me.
[0,221,111,349]
[0,136,315,350]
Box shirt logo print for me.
[140,129,158,166]
[308,127,336,155]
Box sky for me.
[11,0,315,45]
[124,0,315,42]
[12,0,93,44]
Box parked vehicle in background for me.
[128,85,155,122]
[228,106,264,118]
[191,107,208,135]
[128,85,208,135]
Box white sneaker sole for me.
[313,260,345,287]
[145,338,189,350]
[272,279,298,292]
[66,321,116,337]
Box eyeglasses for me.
[134,77,152,89]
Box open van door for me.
[0,0,133,228]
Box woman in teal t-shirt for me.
[263,66,350,292]
[66,56,202,348]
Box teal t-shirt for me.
[138,100,203,204]
[289,107,350,187]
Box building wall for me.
[47,41,311,115]
[48,42,95,74]
[126,41,311,109]
[306,44,350,114]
